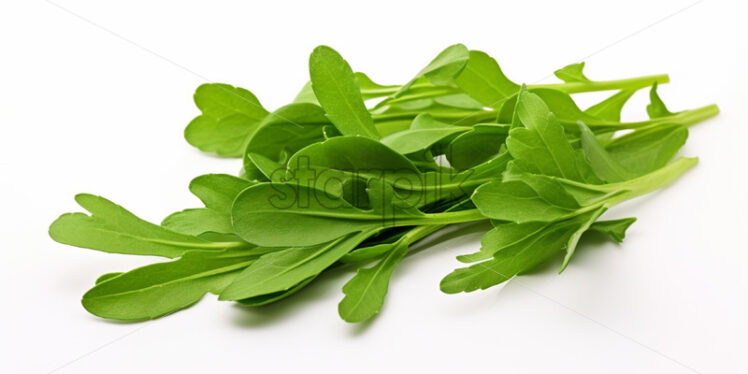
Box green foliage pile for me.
[50,44,718,323]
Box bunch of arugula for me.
[50,44,718,323]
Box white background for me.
[1,0,746,373]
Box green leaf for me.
[434,93,485,110]
[445,124,509,170]
[237,276,317,306]
[83,249,255,320]
[588,217,637,243]
[230,183,386,247]
[471,180,580,223]
[95,272,123,285]
[454,50,520,107]
[339,239,408,322]
[220,232,372,300]
[501,161,608,206]
[506,88,585,181]
[554,62,591,83]
[50,194,229,258]
[457,221,549,263]
[244,103,330,179]
[578,122,636,183]
[646,83,675,118]
[440,210,601,293]
[356,72,399,100]
[184,83,269,157]
[605,124,688,176]
[560,207,606,271]
[380,114,468,155]
[161,208,233,236]
[396,44,469,96]
[585,89,636,122]
[189,174,255,214]
[309,46,380,139]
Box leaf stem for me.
[530,74,670,93]
[398,208,487,226]
[361,73,671,99]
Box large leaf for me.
[49,194,233,258]
[83,249,256,320]
[220,232,371,300]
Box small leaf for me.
[646,83,675,118]
[585,89,636,122]
[588,217,637,243]
[339,239,408,322]
[161,208,233,236]
[189,174,255,214]
[578,122,636,183]
[560,207,606,272]
[554,62,591,83]
[184,83,269,157]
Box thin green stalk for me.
[400,208,487,226]
[530,74,670,93]
[361,73,671,99]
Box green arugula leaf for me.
[309,46,380,139]
[445,124,509,170]
[394,44,469,97]
[646,83,675,118]
[339,238,408,322]
[49,194,239,258]
[231,182,485,247]
[237,276,317,306]
[471,180,580,223]
[356,72,399,100]
[380,114,469,155]
[506,88,585,181]
[161,208,232,236]
[83,249,256,320]
[454,50,520,107]
[578,122,637,183]
[588,217,637,243]
[220,232,372,300]
[184,83,269,157]
[585,89,636,122]
[244,103,330,179]
[95,272,123,285]
[441,210,602,293]
[554,62,591,83]
[605,124,688,176]
[189,173,255,214]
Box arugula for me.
[309,46,380,139]
[50,44,718,324]
[49,194,245,258]
[83,249,256,320]
[184,83,269,157]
